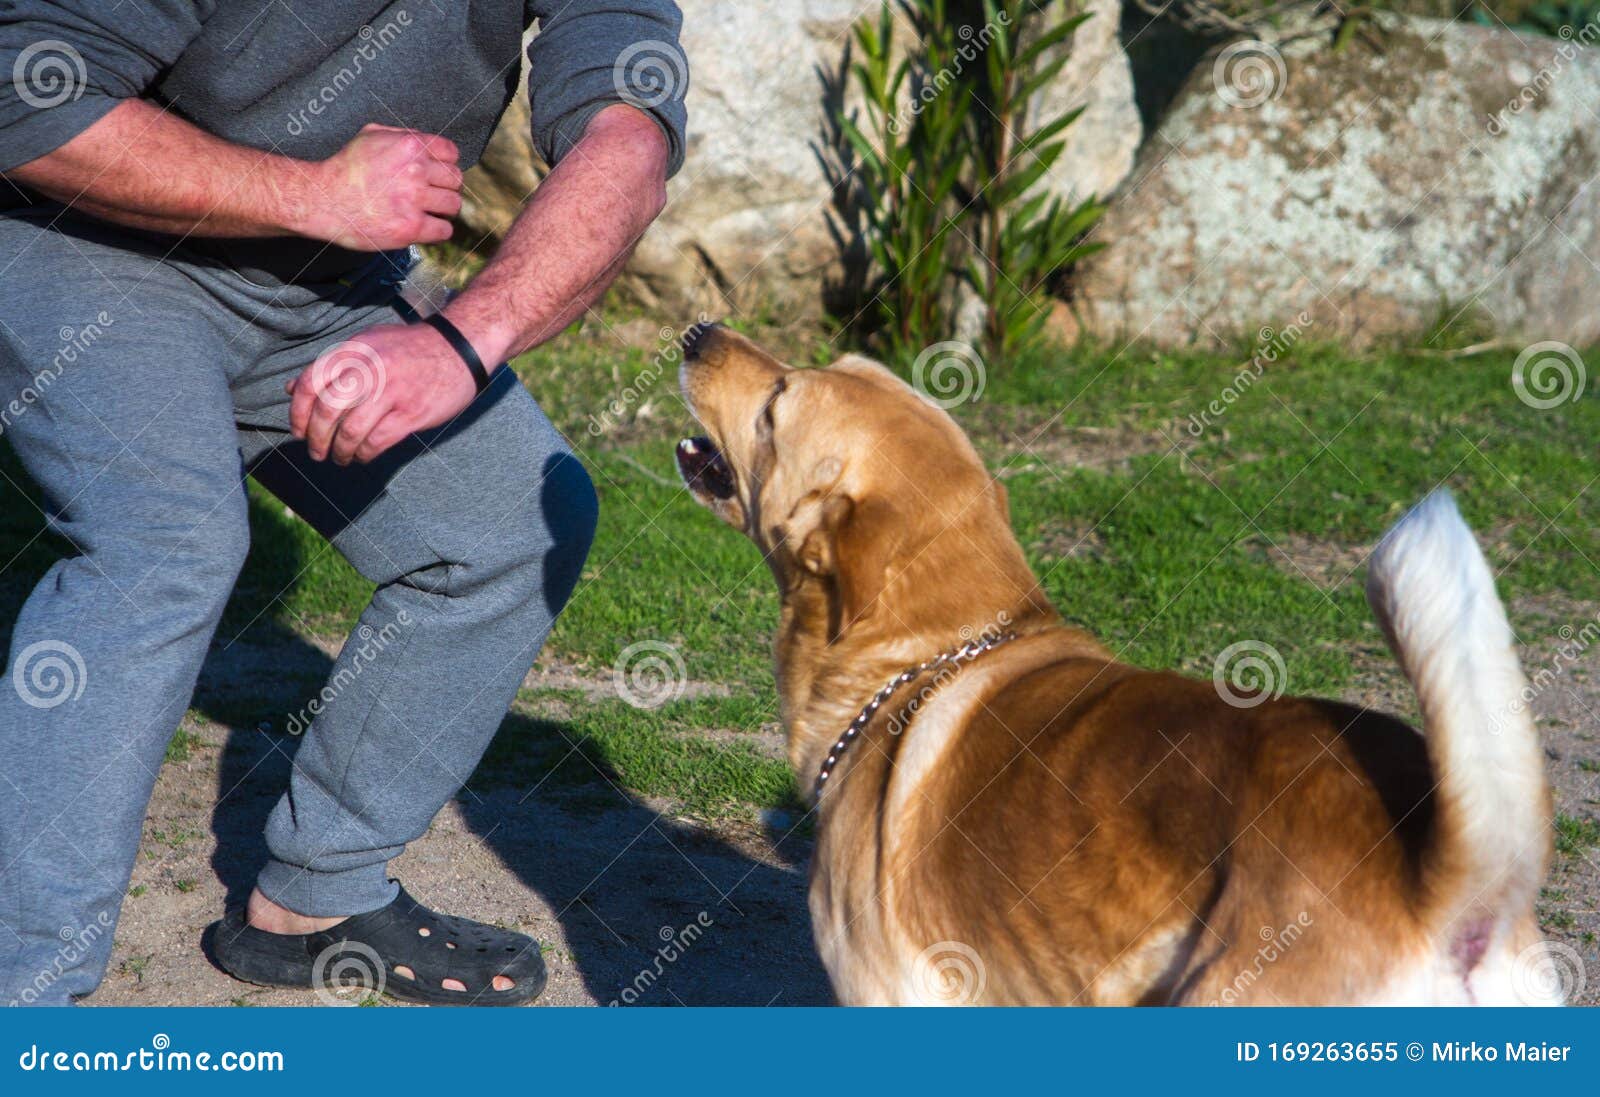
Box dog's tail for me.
[1365,490,1550,929]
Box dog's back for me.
[816,494,1557,1006]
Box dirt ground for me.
[91,642,827,1008]
[87,596,1599,1008]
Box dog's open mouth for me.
[675,436,737,500]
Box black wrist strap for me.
[420,312,493,393]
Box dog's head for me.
[675,323,1041,639]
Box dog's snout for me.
[681,320,723,361]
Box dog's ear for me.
[796,493,899,629]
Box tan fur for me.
[676,327,1557,1006]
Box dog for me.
[673,323,1559,1006]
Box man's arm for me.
[0,0,463,250]
[523,0,688,177]
[291,103,671,465]
[6,100,463,250]
[292,0,689,466]
[441,103,667,365]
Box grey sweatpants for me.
[0,208,597,1006]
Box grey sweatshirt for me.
[0,1,687,278]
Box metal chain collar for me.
[814,631,1020,799]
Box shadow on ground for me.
[0,444,829,1006]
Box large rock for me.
[1075,16,1600,346]
[458,0,1141,316]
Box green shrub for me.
[1473,0,1600,35]
[832,0,1105,365]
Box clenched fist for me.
[300,124,463,251]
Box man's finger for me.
[297,338,389,440]
[425,160,463,191]
[423,187,462,218]
[414,133,458,166]
[354,413,411,464]
[330,399,386,466]
[289,369,323,437]
[414,215,455,244]
[304,393,350,461]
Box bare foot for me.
[245,887,348,935]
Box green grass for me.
[476,691,796,818]
[1543,908,1578,930]
[2,317,1596,819]
[527,331,1599,725]
[163,727,204,765]
[1555,813,1600,857]
[148,827,202,851]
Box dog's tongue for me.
[676,437,737,499]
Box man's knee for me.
[461,449,597,612]
[87,491,251,632]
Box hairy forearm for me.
[6,100,317,238]
[4,100,462,250]
[442,104,670,364]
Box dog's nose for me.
[681,320,722,361]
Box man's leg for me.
[0,214,250,1005]
[237,320,597,924]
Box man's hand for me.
[286,101,672,466]
[297,124,463,250]
[5,101,462,248]
[287,321,479,465]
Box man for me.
[0,2,686,1006]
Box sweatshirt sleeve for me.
[0,1,213,173]
[524,0,688,178]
